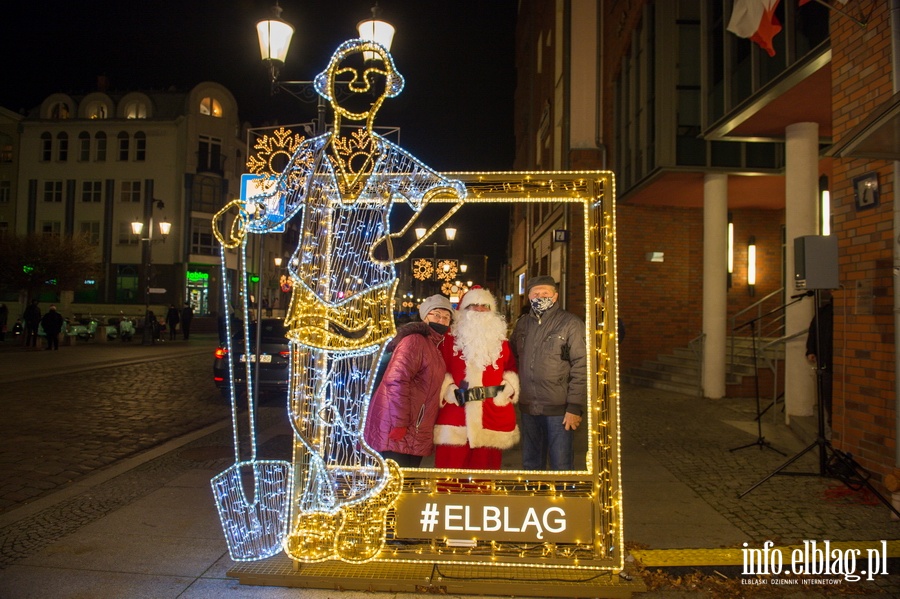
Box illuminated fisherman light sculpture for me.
[242,39,465,562]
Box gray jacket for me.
[511,302,587,417]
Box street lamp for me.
[132,199,171,345]
[255,2,396,137]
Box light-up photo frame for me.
[376,171,623,571]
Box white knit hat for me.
[457,286,497,312]
[418,294,453,321]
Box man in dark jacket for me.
[511,276,587,471]
[805,291,833,430]
[23,300,41,348]
[181,301,194,340]
[40,305,64,350]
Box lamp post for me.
[255,2,396,137]
[132,200,171,345]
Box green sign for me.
[186,270,209,282]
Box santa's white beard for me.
[452,310,508,373]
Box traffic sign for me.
[148,287,167,294]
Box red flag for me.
[727,0,782,57]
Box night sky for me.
[2,0,517,172]
[2,0,516,277]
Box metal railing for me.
[729,288,785,368]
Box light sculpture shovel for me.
[210,212,293,561]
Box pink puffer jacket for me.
[364,322,447,457]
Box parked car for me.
[213,318,290,400]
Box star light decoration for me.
[217,37,465,564]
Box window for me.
[0,134,12,163]
[40,132,52,161]
[124,101,147,119]
[95,132,107,161]
[192,175,221,212]
[198,135,223,173]
[117,132,130,161]
[117,221,139,245]
[41,221,61,237]
[43,181,63,202]
[78,132,91,161]
[50,102,70,119]
[0,180,10,203]
[86,101,107,119]
[81,180,102,202]
[191,219,217,255]
[79,221,101,245]
[134,131,146,161]
[57,132,69,161]
[120,180,142,202]
[199,96,223,117]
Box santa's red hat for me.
[457,285,497,312]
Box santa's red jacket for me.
[434,334,520,450]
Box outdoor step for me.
[655,355,700,372]
[629,364,701,387]
[621,372,700,397]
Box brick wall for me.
[616,204,785,378]
[829,2,897,486]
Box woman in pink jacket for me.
[363,295,453,467]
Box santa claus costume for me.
[434,287,519,469]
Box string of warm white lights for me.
[211,34,624,573]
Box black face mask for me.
[427,322,449,335]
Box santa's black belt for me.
[454,385,505,404]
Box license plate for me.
[240,354,272,363]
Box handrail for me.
[729,287,785,368]
[688,332,705,397]
[757,329,807,420]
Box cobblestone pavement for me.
[621,385,900,597]
[621,386,900,546]
[0,407,286,570]
[0,345,230,514]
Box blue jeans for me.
[519,413,574,471]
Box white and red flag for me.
[727,0,783,57]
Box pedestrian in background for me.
[181,301,194,340]
[40,305,64,351]
[806,290,834,434]
[0,303,8,342]
[166,304,180,341]
[364,294,453,468]
[22,300,40,348]
[511,276,587,471]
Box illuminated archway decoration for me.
[215,38,464,564]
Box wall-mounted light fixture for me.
[852,171,879,211]
[747,236,757,297]
[727,214,734,289]
[819,174,831,235]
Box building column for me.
[784,122,819,418]
[702,174,728,399]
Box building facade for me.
[515,0,899,490]
[5,81,262,320]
